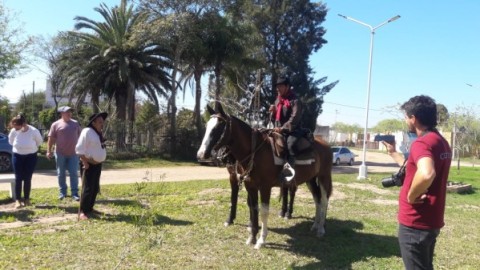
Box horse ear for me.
[215,101,227,117]
[206,104,215,116]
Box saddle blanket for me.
[273,155,315,166]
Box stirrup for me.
[282,163,295,182]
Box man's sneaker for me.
[72,195,80,201]
[58,194,66,200]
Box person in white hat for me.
[47,106,81,201]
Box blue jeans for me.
[12,153,38,200]
[55,153,79,196]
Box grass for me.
[0,167,479,269]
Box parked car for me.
[331,146,355,166]
[0,133,13,172]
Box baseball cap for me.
[58,106,73,113]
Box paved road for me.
[0,150,398,192]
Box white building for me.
[44,79,103,108]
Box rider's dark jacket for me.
[271,91,303,134]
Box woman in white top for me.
[75,112,108,220]
[8,114,43,209]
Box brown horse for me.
[197,102,332,249]
[217,147,299,226]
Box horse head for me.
[197,102,231,160]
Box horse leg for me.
[307,178,328,237]
[254,188,271,249]
[245,187,259,246]
[286,185,297,219]
[224,172,239,227]
[279,186,288,218]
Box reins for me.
[236,129,269,183]
[214,114,271,185]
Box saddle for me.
[261,129,315,165]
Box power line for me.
[324,101,384,112]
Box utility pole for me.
[32,81,35,124]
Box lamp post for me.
[338,14,401,180]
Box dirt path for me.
[0,150,398,192]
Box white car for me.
[332,146,355,166]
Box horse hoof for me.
[246,236,256,245]
[284,213,292,220]
[224,221,232,227]
[254,242,263,249]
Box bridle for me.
[212,113,270,183]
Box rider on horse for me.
[269,76,304,181]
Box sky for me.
[1,0,479,128]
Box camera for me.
[381,164,406,188]
[374,134,395,144]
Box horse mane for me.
[230,115,253,132]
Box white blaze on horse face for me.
[197,117,219,159]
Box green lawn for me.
[0,167,478,269]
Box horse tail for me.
[314,138,333,198]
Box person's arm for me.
[282,99,303,132]
[34,129,43,147]
[76,129,90,170]
[408,156,435,204]
[47,136,56,159]
[383,141,405,166]
[78,154,90,170]
[8,129,16,146]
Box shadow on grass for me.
[1,198,192,227]
[0,209,35,222]
[95,212,193,226]
[0,197,13,204]
[269,218,400,269]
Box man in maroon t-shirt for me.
[384,95,452,270]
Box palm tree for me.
[69,0,172,149]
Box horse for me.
[221,150,298,227]
[197,102,333,249]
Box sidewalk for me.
[0,166,229,192]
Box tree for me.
[38,107,57,131]
[436,103,449,127]
[135,101,162,150]
[0,4,31,81]
[0,96,11,131]
[372,119,406,133]
[36,33,82,111]
[15,91,45,127]
[138,0,223,155]
[448,106,480,166]
[227,0,338,131]
[331,122,362,143]
[69,0,172,150]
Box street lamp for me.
[338,14,401,180]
